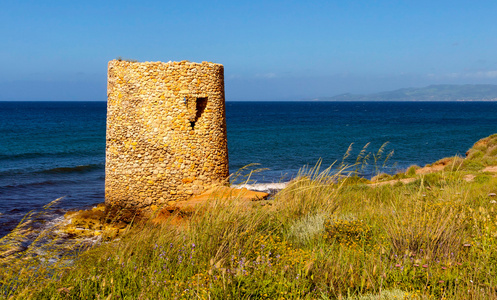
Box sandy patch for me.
[483,166,497,173]
[370,178,416,187]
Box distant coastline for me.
[313,84,497,102]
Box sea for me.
[1,101,497,238]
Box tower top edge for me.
[108,60,223,68]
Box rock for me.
[65,205,106,230]
[150,186,269,224]
[61,203,136,240]
[186,186,269,203]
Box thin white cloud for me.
[471,70,497,78]
[226,74,242,80]
[428,70,497,79]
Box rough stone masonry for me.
[105,60,229,209]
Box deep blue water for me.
[1,101,497,237]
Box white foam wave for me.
[44,215,66,228]
[233,182,289,192]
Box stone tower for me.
[105,60,229,208]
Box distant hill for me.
[319,84,497,101]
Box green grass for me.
[462,134,497,171]
[1,136,497,299]
[115,56,138,62]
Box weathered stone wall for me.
[105,60,229,208]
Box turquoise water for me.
[1,101,496,237]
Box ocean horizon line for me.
[2,99,497,102]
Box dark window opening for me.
[190,97,207,129]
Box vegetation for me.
[116,56,138,62]
[1,136,497,299]
[462,134,497,170]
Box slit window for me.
[187,97,207,129]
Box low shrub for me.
[324,218,373,248]
[423,172,443,187]
[462,160,485,171]
[442,156,464,171]
[474,174,491,184]
[406,165,419,177]
[489,146,497,157]
[286,212,327,246]
[392,172,408,180]
[468,150,484,160]
[371,173,392,182]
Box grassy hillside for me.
[1,134,497,299]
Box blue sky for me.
[1,0,497,101]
